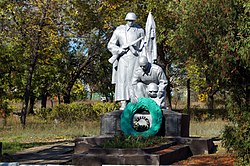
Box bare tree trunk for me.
[57,90,61,105]
[207,88,219,110]
[187,79,191,115]
[207,92,214,110]
[63,85,72,104]
[63,53,94,103]
[20,0,49,127]
[29,93,36,114]
[41,92,48,108]
[165,80,172,109]
[21,59,37,127]
[246,84,249,111]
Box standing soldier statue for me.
[108,12,161,110]
[108,12,144,110]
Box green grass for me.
[102,135,169,149]
[1,142,48,154]
[190,118,229,137]
[0,114,229,155]
[0,115,100,154]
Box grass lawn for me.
[0,114,100,154]
[0,114,229,155]
[190,118,229,137]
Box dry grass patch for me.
[190,118,229,137]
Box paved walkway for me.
[4,142,74,165]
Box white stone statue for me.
[144,12,157,64]
[147,82,167,110]
[130,56,168,109]
[108,12,163,110]
[107,12,145,110]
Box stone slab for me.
[155,145,193,165]
[86,141,176,155]
[163,110,190,137]
[142,141,176,153]
[166,136,216,155]
[74,136,113,154]
[72,144,192,165]
[100,110,122,136]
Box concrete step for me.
[153,144,193,165]
[72,143,193,165]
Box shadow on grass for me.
[1,139,75,154]
[1,139,76,163]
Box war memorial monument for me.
[72,12,216,165]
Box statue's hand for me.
[129,46,139,56]
[118,48,128,55]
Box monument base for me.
[73,137,192,166]
[100,110,189,137]
[100,110,122,136]
[72,110,216,165]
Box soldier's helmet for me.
[125,12,137,21]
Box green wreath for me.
[120,98,162,137]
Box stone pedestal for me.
[100,110,189,137]
[163,110,190,137]
[100,110,122,136]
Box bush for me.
[92,102,119,117]
[222,95,250,165]
[35,107,52,121]
[50,102,93,122]
[0,100,13,118]
[35,101,119,122]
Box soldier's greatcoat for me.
[108,24,144,101]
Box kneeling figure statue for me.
[130,56,168,110]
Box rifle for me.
[108,36,144,64]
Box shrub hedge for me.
[35,101,119,122]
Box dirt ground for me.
[173,153,235,165]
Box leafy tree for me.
[169,0,249,162]
[82,45,114,101]
[60,32,103,103]
[52,0,111,104]
[0,0,73,126]
[0,0,27,102]
[220,0,249,163]
[168,0,234,109]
